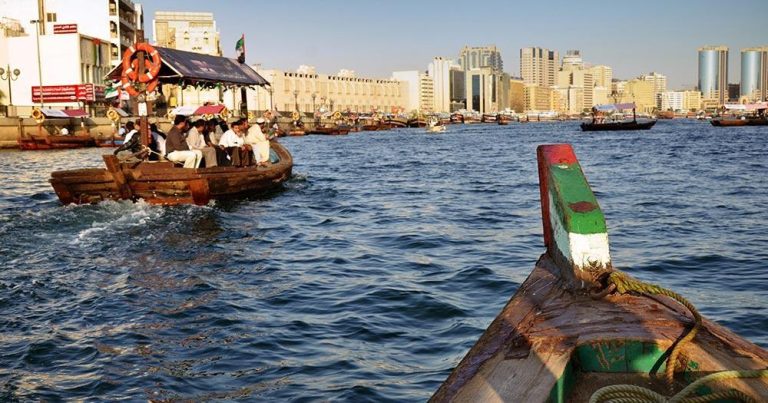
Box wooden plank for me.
[103,155,134,200]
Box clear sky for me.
[142,0,768,89]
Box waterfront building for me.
[250,68,406,115]
[683,90,702,111]
[740,46,768,101]
[617,79,656,113]
[557,68,594,114]
[0,0,143,67]
[640,72,667,108]
[419,72,434,114]
[698,45,728,106]
[588,65,613,89]
[464,67,509,114]
[660,91,685,111]
[524,84,558,113]
[458,45,503,73]
[592,86,610,107]
[428,57,456,113]
[508,77,525,113]
[449,65,466,112]
[520,47,559,88]
[391,70,421,113]
[727,84,740,102]
[153,11,221,108]
[0,29,112,114]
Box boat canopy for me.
[169,104,230,117]
[593,103,636,112]
[724,102,768,111]
[105,46,269,88]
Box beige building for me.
[683,90,702,111]
[520,47,559,88]
[250,68,406,115]
[592,86,610,107]
[419,72,434,114]
[617,79,656,113]
[524,84,559,112]
[458,45,503,73]
[588,65,613,88]
[640,72,667,108]
[465,67,509,113]
[557,68,594,114]
[153,11,221,108]
[509,77,525,113]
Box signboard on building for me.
[53,24,78,34]
[31,84,104,103]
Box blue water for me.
[0,120,766,401]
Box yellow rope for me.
[588,270,768,403]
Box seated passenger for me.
[218,118,253,167]
[187,119,218,168]
[165,115,202,168]
[244,118,273,166]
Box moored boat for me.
[710,117,748,127]
[431,144,768,402]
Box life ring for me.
[107,108,120,122]
[247,111,255,121]
[291,111,300,121]
[121,43,162,83]
[31,108,45,124]
[332,111,342,120]
[263,111,273,120]
[219,107,229,119]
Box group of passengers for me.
[116,116,275,169]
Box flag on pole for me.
[235,34,245,63]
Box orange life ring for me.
[220,107,230,119]
[121,43,162,83]
[32,108,45,124]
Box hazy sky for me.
[142,0,768,89]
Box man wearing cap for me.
[244,117,274,165]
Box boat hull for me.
[50,141,293,206]
[19,134,97,150]
[580,120,657,131]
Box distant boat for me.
[426,116,446,133]
[710,117,748,127]
[581,103,657,131]
[711,103,768,126]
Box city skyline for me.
[140,0,768,89]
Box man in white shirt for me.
[166,116,202,168]
[186,119,218,167]
[123,121,138,143]
[219,119,253,167]
[245,118,272,165]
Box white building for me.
[392,70,420,113]
[0,0,143,66]
[0,31,112,112]
[660,91,685,111]
[428,56,455,113]
[237,68,406,115]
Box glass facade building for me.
[740,47,768,101]
[697,46,728,104]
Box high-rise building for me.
[465,67,509,113]
[428,57,456,113]
[392,70,422,113]
[458,45,503,73]
[0,0,143,66]
[588,65,613,89]
[449,65,466,112]
[561,50,583,71]
[520,47,559,88]
[640,72,667,108]
[698,45,728,105]
[154,11,220,56]
[740,46,768,101]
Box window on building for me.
[109,1,117,16]
[472,75,481,112]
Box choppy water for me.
[0,120,766,401]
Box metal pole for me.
[31,20,44,108]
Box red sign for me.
[32,84,104,103]
[53,24,78,34]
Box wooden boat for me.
[426,117,446,133]
[407,117,427,128]
[307,125,350,135]
[19,132,96,150]
[710,118,748,127]
[449,113,465,124]
[656,110,675,119]
[49,42,291,206]
[95,136,125,147]
[581,119,657,131]
[481,113,497,123]
[51,140,292,206]
[431,144,768,402]
[384,117,409,128]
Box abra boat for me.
[19,109,97,150]
[49,43,293,206]
[710,117,748,127]
[711,103,768,127]
[581,103,656,131]
[431,144,768,402]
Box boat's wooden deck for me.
[431,255,768,402]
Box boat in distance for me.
[430,144,768,402]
